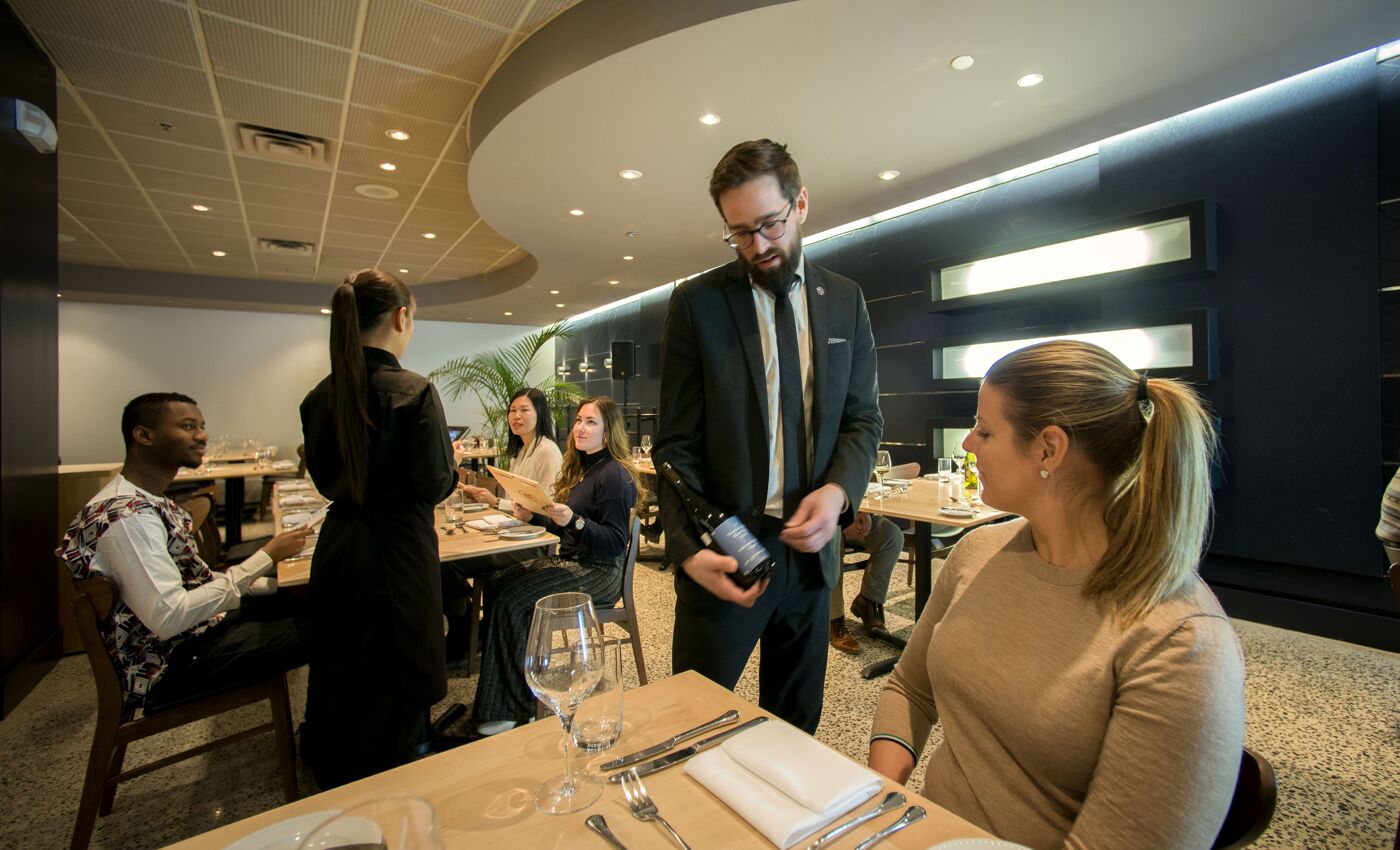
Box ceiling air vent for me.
[235,123,330,165]
[257,238,316,256]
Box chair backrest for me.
[600,516,642,620]
[889,461,920,480]
[295,443,307,479]
[180,492,224,567]
[1212,747,1277,850]
[58,561,129,719]
[1388,563,1400,611]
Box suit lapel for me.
[721,264,770,437]
[806,262,829,453]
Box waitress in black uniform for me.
[299,268,458,788]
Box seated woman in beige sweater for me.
[869,340,1245,850]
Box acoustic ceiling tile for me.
[202,15,351,100]
[59,178,149,209]
[404,206,476,232]
[455,229,515,251]
[59,248,122,265]
[363,0,506,84]
[255,254,318,275]
[80,92,227,150]
[63,198,162,226]
[239,183,328,212]
[59,152,130,186]
[325,215,399,238]
[320,246,386,266]
[337,143,438,184]
[521,0,582,33]
[425,0,531,30]
[342,107,457,160]
[350,56,475,122]
[162,213,248,237]
[57,85,90,126]
[130,167,238,199]
[416,185,476,215]
[57,122,113,159]
[244,203,323,230]
[146,190,244,220]
[218,78,343,141]
[197,0,361,49]
[117,248,195,268]
[83,219,175,242]
[447,243,508,263]
[51,36,214,113]
[109,134,233,178]
[327,193,409,221]
[15,0,202,67]
[234,156,333,194]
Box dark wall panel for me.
[0,0,60,717]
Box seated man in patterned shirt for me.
[58,392,312,709]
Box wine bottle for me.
[659,461,774,588]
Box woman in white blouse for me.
[461,387,563,502]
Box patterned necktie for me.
[775,287,808,516]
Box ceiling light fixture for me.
[619,169,643,180]
[386,129,411,141]
[699,113,721,125]
[354,183,400,199]
[550,290,560,294]
[555,303,565,308]
[56,293,62,298]
[211,250,226,257]
[570,209,584,216]
[320,308,331,314]
[608,279,619,285]
[1017,73,1044,88]
[422,232,436,239]
[379,162,397,171]
[622,255,634,261]
[191,203,210,212]
[504,311,513,316]
[950,55,975,71]
[878,170,900,181]
[398,268,409,274]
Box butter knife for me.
[804,791,905,849]
[852,806,926,850]
[606,716,768,782]
[600,709,740,771]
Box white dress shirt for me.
[90,475,275,641]
[751,256,814,518]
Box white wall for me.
[58,302,552,464]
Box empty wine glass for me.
[640,434,652,455]
[296,796,442,850]
[873,450,893,501]
[525,592,605,815]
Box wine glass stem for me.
[560,714,577,793]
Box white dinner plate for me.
[222,809,376,850]
[939,506,977,517]
[460,502,489,513]
[927,839,1032,849]
[498,524,546,540]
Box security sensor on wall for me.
[14,100,57,154]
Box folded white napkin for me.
[278,494,312,507]
[466,514,524,529]
[684,720,884,848]
[277,481,313,492]
[270,459,296,470]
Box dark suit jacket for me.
[653,258,883,589]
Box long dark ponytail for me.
[328,268,413,504]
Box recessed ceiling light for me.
[379,162,397,171]
[608,279,619,285]
[398,268,409,274]
[569,209,584,216]
[320,308,331,314]
[878,170,900,181]
[504,311,513,316]
[550,290,560,294]
[619,169,643,180]
[622,255,634,261]
[57,233,76,242]
[422,232,436,239]
[385,129,410,141]
[699,113,721,125]
[1017,73,1044,88]
[950,55,975,71]
[190,203,210,212]
[354,183,400,199]
[211,250,226,257]
[56,293,62,298]
[555,303,565,308]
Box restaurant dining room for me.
[2,0,1398,848]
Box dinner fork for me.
[619,768,694,850]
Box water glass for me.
[640,435,652,455]
[573,636,625,752]
[443,492,462,523]
[937,457,952,481]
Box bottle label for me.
[712,516,771,575]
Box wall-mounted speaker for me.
[611,340,636,379]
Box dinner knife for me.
[606,716,769,782]
[804,791,906,850]
[852,806,927,850]
[600,709,740,771]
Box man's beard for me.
[742,243,799,297]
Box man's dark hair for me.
[121,392,197,449]
[708,139,802,213]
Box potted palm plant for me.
[428,322,585,468]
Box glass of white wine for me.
[525,592,605,815]
[873,450,893,501]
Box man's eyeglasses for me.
[721,202,793,250]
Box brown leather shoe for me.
[850,594,886,632]
[829,619,861,655]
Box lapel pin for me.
[816,286,825,296]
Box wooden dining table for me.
[271,482,560,588]
[162,671,992,849]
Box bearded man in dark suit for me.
[653,139,882,733]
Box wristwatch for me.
[573,515,586,531]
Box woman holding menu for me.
[299,269,459,788]
[471,396,641,735]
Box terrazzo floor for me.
[3,547,1397,849]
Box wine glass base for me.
[534,771,602,815]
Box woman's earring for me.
[1040,469,1050,480]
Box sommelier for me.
[653,139,882,733]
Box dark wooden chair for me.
[1212,747,1277,850]
[597,515,648,685]
[61,564,299,850]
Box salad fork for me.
[619,768,693,850]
